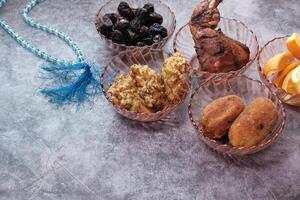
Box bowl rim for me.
[173,17,260,77]
[100,47,192,120]
[95,0,176,50]
[188,75,286,155]
[257,34,300,103]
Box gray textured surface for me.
[0,0,300,199]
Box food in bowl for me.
[96,1,168,47]
[189,0,250,73]
[108,53,190,113]
[200,96,278,148]
[108,65,166,113]
[287,33,300,60]
[263,33,300,95]
[200,95,245,139]
[228,97,278,148]
[162,53,190,103]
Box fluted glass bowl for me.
[189,75,286,156]
[101,48,191,122]
[173,18,259,82]
[95,0,176,52]
[257,35,300,106]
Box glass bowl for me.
[100,48,191,122]
[95,0,176,52]
[173,18,259,82]
[188,75,286,156]
[257,35,300,106]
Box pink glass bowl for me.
[257,35,300,106]
[95,0,176,52]
[173,18,259,82]
[100,48,191,122]
[188,75,286,156]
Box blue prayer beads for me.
[0,0,82,66]
[22,0,86,64]
[0,0,102,106]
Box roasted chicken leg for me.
[189,0,250,73]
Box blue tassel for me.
[40,62,102,106]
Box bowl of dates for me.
[96,0,176,51]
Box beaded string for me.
[22,0,86,65]
[0,0,101,106]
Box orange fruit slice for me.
[263,52,294,77]
[292,65,300,84]
[282,69,298,94]
[287,33,300,60]
[273,62,300,87]
[291,66,300,93]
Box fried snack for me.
[108,75,147,112]
[229,97,278,147]
[162,52,190,103]
[130,64,166,112]
[108,54,190,113]
[200,95,245,139]
[108,65,166,113]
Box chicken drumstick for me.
[189,0,250,73]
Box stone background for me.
[0,0,300,199]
